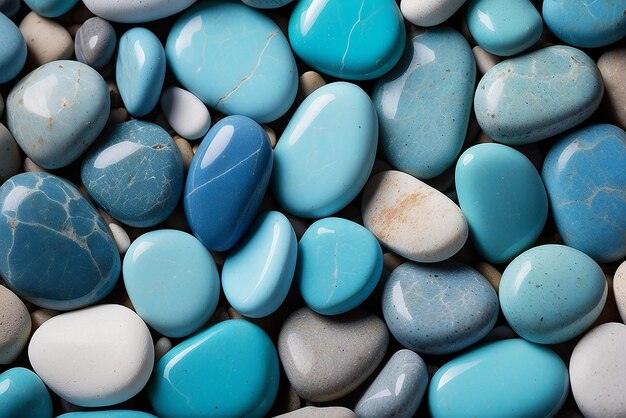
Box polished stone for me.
[0,11,26,84]
[401,0,468,27]
[23,0,78,17]
[75,17,117,70]
[0,367,53,418]
[160,86,211,140]
[82,0,198,23]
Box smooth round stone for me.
[0,367,53,418]
[0,123,21,183]
[241,0,294,8]
[19,12,73,67]
[372,27,475,179]
[82,0,197,23]
[23,0,78,17]
[599,48,626,129]
[297,217,382,315]
[288,0,404,80]
[0,0,20,16]
[58,412,157,418]
[542,124,626,263]
[222,211,297,318]
[0,11,26,84]
[161,86,211,140]
[354,349,428,418]
[383,261,498,354]
[361,170,468,263]
[116,28,165,117]
[500,245,607,344]
[29,304,154,407]
[166,1,297,123]
[0,173,120,310]
[7,60,110,169]
[272,82,377,218]
[149,320,279,418]
[124,230,220,337]
[455,143,548,263]
[81,120,184,228]
[401,0,468,27]
[184,115,273,251]
[278,307,388,402]
[614,261,626,322]
[466,0,542,56]
[0,286,31,364]
[275,407,357,418]
[474,45,604,145]
[74,17,117,70]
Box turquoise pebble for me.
[429,339,569,417]
[500,244,607,344]
[123,229,220,338]
[466,0,542,56]
[148,319,279,418]
[116,28,165,117]
[0,367,52,418]
[297,217,383,316]
[222,211,297,318]
[455,143,548,263]
[272,82,377,218]
[372,27,475,179]
[166,1,297,123]
[0,11,26,84]
[57,412,157,418]
[22,0,78,17]
[542,124,626,263]
[288,0,405,80]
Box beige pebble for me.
[383,252,405,272]
[612,261,626,322]
[30,309,58,334]
[20,12,73,68]
[107,107,129,126]
[475,261,502,292]
[598,47,626,129]
[23,157,48,173]
[472,46,503,75]
[274,407,357,418]
[174,136,194,171]
[165,205,190,232]
[298,71,326,99]
[154,336,172,361]
[0,286,32,364]
[108,223,131,254]
[264,125,277,148]
[192,142,200,154]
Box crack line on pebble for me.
[340,0,365,75]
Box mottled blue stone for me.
[185,115,273,251]
[0,12,26,84]
[23,0,78,17]
[0,173,120,310]
[75,17,117,70]
[81,120,184,228]
[542,124,626,263]
[0,367,53,418]
[58,412,157,418]
[372,27,475,179]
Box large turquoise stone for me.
[166,1,297,123]
[148,320,279,418]
[0,12,26,84]
[0,367,52,418]
[372,27,475,179]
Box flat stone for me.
[82,0,198,23]
[401,0,468,27]
[161,86,211,140]
[19,12,73,67]
[274,407,357,418]
[74,17,116,70]
[0,123,20,183]
[0,286,31,364]
[598,47,626,129]
[0,367,53,418]
[0,11,26,84]
[23,0,79,17]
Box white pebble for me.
[108,223,131,254]
[161,86,211,140]
[400,0,468,27]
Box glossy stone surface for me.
[429,339,569,417]
[542,124,626,263]
[0,173,120,310]
[372,27,475,179]
[160,86,211,140]
[272,82,377,218]
[184,115,273,251]
[288,0,405,80]
[58,412,157,418]
[23,0,78,17]
[0,367,53,418]
[82,0,198,23]
[474,46,604,145]
[0,286,31,364]
[0,11,26,84]
[455,143,548,263]
[166,1,297,123]
[75,17,117,70]
[222,211,297,318]
[401,0,468,27]
[6,60,110,169]
[149,320,279,418]
[0,123,20,183]
[81,120,184,228]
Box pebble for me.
[598,47,626,129]
[174,136,194,170]
[361,170,468,263]
[274,407,357,418]
[58,412,158,418]
[154,336,172,361]
[0,0,19,16]
[108,223,130,254]
[400,0,468,27]
[615,261,626,322]
[74,17,117,69]
[298,71,326,99]
[0,286,31,364]
[0,367,53,418]
[0,11,26,84]
[0,124,21,183]
[472,45,503,75]
[28,304,154,407]
[23,0,79,18]
[82,0,198,23]
[161,87,211,140]
[19,12,73,67]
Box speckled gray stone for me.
[74,17,117,70]
[0,123,20,183]
[0,0,20,17]
[273,406,357,418]
[0,285,32,364]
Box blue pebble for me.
[23,0,78,17]
[222,211,297,318]
[81,120,183,228]
[123,229,220,338]
[542,124,626,263]
[0,12,26,84]
[148,320,279,418]
[185,115,273,251]
[0,0,20,17]
[372,27,475,179]
[116,28,165,117]
[57,412,157,418]
[0,368,52,418]
[0,173,120,310]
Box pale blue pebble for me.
[57,412,157,418]
[23,0,78,17]
[0,12,26,84]
[0,367,52,418]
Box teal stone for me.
[222,211,297,318]
[297,217,383,315]
[23,0,78,17]
[429,339,569,417]
[166,1,297,123]
[500,244,607,344]
[272,82,377,218]
[542,124,626,263]
[148,319,279,418]
[288,0,405,80]
[0,367,52,418]
[0,12,26,84]
[116,28,165,117]
[455,143,548,263]
[123,229,220,337]
[474,45,604,145]
[58,412,157,418]
[372,27,475,179]
[466,0,542,56]
[6,60,110,169]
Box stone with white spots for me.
[161,86,211,140]
[81,0,198,23]
[400,0,468,27]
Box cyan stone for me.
[0,173,120,311]
[543,124,626,263]
[0,367,53,418]
[0,11,26,84]
[166,1,297,123]
[58,412,157,418]
[75,17,117,69]
[372,27,475,179]
[23,0,78,17]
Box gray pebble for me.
[74,17,117,69]
[0,285,32,364]
[0,123,21,183]
[273,406,357,418]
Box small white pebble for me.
[161,86,211,140]
[108,223,130,254]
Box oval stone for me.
[82,0,198,23]
[166,1,297,123]
[6,60,110,169]
[160,86,211,140]
[75,17,117,70]
[0,11,26,84]
[474,45,604,145]
[0,286,31,364]
[148,320,279,418]
[0,367,53,418]
[23,0,78,17]
[272,82,377,218]
[0,173,120,310]
[401,0,467,27]
[58,412,158,418]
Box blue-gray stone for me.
[74,17,117,70]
